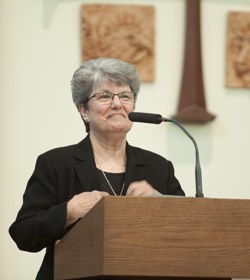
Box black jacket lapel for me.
[124,143,147,194]
[73,135,99,192]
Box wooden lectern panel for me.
[54,197,250,280]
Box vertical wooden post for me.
[172,0,215,123]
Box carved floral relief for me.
[81,4,155,82]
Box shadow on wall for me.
[42,0,59,28]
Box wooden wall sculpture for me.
[172,0,215,123]
[81,4,155,82]
[226,12,250,88]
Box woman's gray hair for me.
[71,57,141,107]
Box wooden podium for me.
[54,196,250,280]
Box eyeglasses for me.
[86,91,134,104]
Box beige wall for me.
[1,0,250,279]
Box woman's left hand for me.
[126,180,161,197]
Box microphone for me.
[128,112,204,198]
[128,112,163,124]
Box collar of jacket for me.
[73,134,146,194]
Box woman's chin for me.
[108,123,132,134]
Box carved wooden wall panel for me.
[226,12,250,88]
[81,4,155,82]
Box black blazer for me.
[9,135,184,279]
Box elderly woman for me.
[9,57,185,279]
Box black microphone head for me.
[128,112,163,124]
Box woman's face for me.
[80,82,135,137]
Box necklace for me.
[101,169,125,196]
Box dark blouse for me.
[96,168,125,196]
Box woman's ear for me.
[78,104,89,123]
[82,115,89,123]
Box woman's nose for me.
[110,95,122,108]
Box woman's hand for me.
[65,190,109,227]
[126,180,161,197]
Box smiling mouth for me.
[108,113,126,118]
